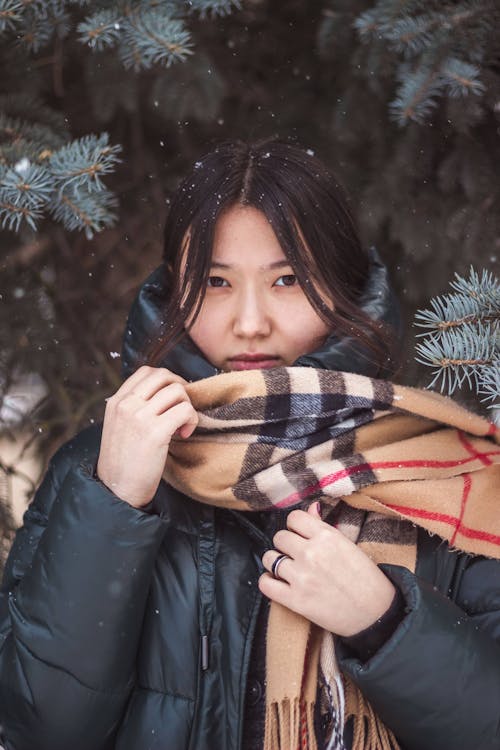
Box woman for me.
[0,139,499,750]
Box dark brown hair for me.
[146,137,399,375]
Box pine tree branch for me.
[49,186,118,239]
[450,266,499,304]
[479,363,500,407]
[120,9,193,71]
[415,268,499,402]
[428,312,499,330]
[49,134,122,191]
[188,0,241,18]
[391,63,444,124]
[59,192,94,230]
[0,0,22,33]
[77,8,122,50]
[440,57,485,97]
[0,199,41,231]
[435,356,494,367]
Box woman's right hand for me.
[96,365,199,508]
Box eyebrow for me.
[210,260,293,271]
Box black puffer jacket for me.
[1,252,499,750]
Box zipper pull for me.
[201,634,209,671]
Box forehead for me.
[212,205,287,266]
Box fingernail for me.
[315,502,321,515]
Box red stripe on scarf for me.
[386,499,500,547]
[450,473,472,546]
[276,451,500,508]
[457,430,493,466]
[298,699,309,750]
[369,454,500,471]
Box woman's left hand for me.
[259,503,396,637]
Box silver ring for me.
[271,553,291,581]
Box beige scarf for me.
[163,367,500,749]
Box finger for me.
[286,508,323,539]
[157,401,199,440]
[104,366,151,403]
[131,370,188,401]
[116,366,187,400]
[258,572,296,609]
[307,501,322,518]
[272,528,306,559]
[177,420,198,439]
[262,550,294,583]
[146,382,191,415]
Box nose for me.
[232,288,271,339]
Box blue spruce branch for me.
[77,8,123,51]
[119,9,193,71]
[449,267,499,307]
[48,184,118,239]
[188,0,241,18]
[415,321,497,394]
[354,0,495,125]
[0,162,53,232]
[0,0,23,33]
[0,1,238,232]
[390,63,444,125]
[49,133,122,194]
[0,103,122,236]
[415,267,500,408]
[440,57,485,97]
[2,0,234,71]
[479,363,500,406]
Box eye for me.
[274,274,298,287]
[207,276,229,288]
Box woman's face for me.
[187,205,331,372]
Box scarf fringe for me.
[345,676,400,750]
[264,698,317,750]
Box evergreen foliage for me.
[0,0,236,235]
[317,0,499,271]
[415,268,499,406]
[353,1,494,126]
[0,105,121,237]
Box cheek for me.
[282,306,330,351]
[188,304,224,348]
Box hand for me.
[97,365,199,508]
[259,503,396,637]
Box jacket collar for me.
[121,246,402,383]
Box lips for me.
[228,354,281,371]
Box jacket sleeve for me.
[338,562,500,750]
[0,429,168,750]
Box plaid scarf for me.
[163,367,500,750]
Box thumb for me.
[178,420,198,439]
